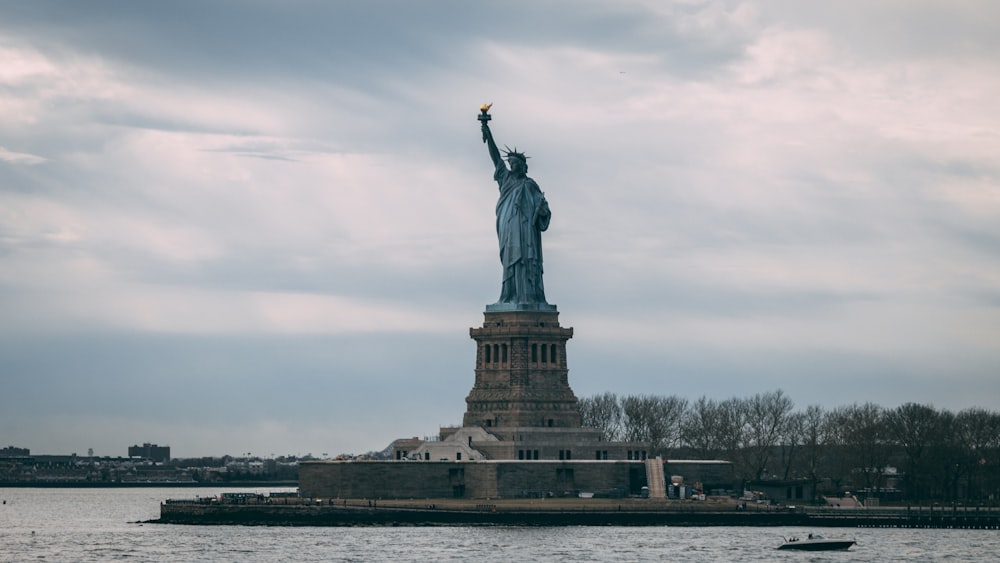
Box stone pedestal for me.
[463,309,581,430]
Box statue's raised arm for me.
[479,103,503,169]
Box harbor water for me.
[2,487,998,562]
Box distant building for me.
[1,446,30,457]
[128,443,170,463]
[745,479,817,504]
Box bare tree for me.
[828,402,889,501]
[741,390,794,481]
[680,395,746,462]
[681,396,721,458]
[578,392,623,441]
[652,395,688,456]
[621,394,687,456]
[798,405,829,501]
[778,411,805,481]
[886,403,947,502]
[953,408,1000,501]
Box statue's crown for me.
[503,145,529,162]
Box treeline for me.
[578,390,1000,503]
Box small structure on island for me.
[299,106,733,499]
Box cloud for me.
[0,146,46,165]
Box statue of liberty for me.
[478,104,553,310]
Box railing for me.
[802,505,1000,529]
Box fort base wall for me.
[301,460,652,500]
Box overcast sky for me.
[2,1,998,458]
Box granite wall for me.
[300,460,650,499]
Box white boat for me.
[777,534,856,551]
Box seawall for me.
[153,498,1000,529]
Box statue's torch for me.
[479,102,492,142]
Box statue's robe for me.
[494,161,550,304]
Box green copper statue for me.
[479,104,553,310]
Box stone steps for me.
[645,457,666,498]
